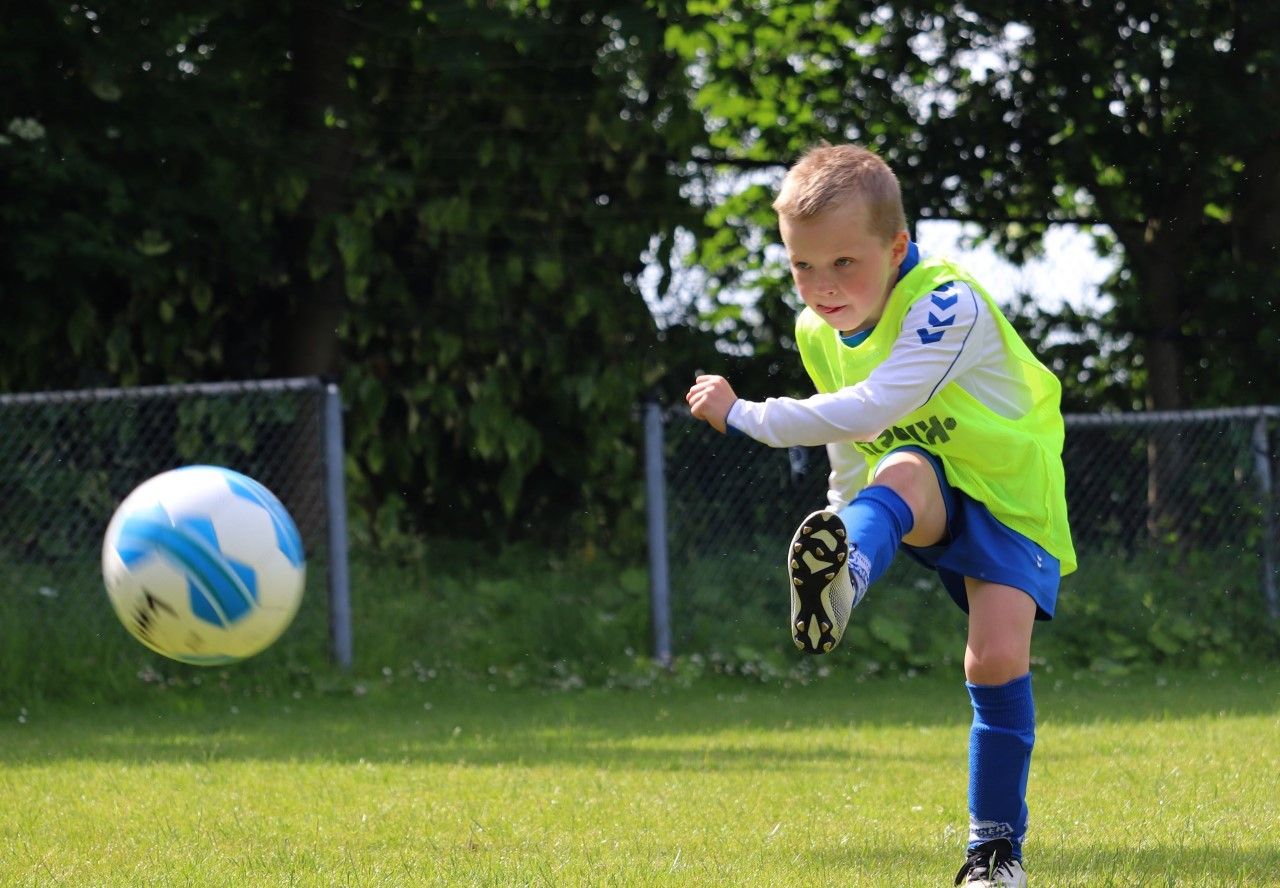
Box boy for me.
[685,144,1075,887]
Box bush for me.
[669,544,1280,679]
[3,539,1276,705]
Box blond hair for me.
[772,143,907,242]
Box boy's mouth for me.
[817,304,844,316]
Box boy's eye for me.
[793,261,810,270]
[835,257,854,267]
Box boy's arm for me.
[826,442,868,511]
[726,282,984,447]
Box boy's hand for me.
[686,374,738,433]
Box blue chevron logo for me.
[918,284,963,344]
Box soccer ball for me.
[102,466,306,665]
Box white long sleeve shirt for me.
[726,278,1031,511]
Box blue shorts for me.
[886,446,1059,620]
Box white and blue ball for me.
[102,466,306,665]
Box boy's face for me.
[780,199,910,334]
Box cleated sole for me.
[787,511,848,654]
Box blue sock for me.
[966,673,1035,860]
[836,485,914,590]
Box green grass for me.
[2,667,1279,886]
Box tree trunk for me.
[278,0,354,380]
[1233,0,1280,267]
[1129,216,1193,540]
[275,0,355,560]
[1234,138,1280,267]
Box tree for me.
[278,0,356,380]
[665,0,1280,532]
[0,3,285,388]
[668,0,1280,402]
[0,1,708,554]
[323,1,706,549]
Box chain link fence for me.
[649,404,1280,662]
[0,378,351,700]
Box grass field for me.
[2,666,1278,887]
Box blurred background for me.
[2,1,1278,701]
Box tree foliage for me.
[1,1,706,552]
[6,1,1279,554]
[664,0,1280,412]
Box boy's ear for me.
[890,229,910,265]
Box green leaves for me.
[322,0,706,550]
[669,0,1280,414]
[1,0,711,555]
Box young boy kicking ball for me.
[686,144,1075,887]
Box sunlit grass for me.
[1,667,1278,886]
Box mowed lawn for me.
[2,667,1278,887]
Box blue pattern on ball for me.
[115,505,258,628]
[225,474,305,568]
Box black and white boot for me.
[954,840,1028,887]
[787,510,868,654]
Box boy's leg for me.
[867,450,949,548]
[789,450,947,653]
[963,578,1037,869]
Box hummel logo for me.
[855,414,959,455]
[916,285,959,344]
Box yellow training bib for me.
[795,257,1077,575]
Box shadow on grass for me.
[801,843,1280,886]
[1,668,1278,771]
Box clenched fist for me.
[685,374,738,434]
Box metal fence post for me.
[324,383,354,669]
[643,401,673,666]
[1254,414,1279,621]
